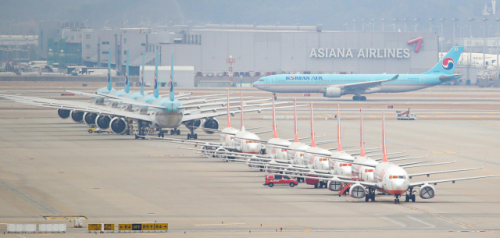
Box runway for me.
[0,84,500,237]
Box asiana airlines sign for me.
[309,48,411,59]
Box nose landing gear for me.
[394,194,401,204]
[353,95,367,101]
[273,93,277,100]
[170,129,180,135]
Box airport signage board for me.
[88,223,115,231]
[118,223,168,231]
[88,224,101,231]
[309,48,411,59]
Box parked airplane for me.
[253,46,464,101]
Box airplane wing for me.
[409,174,500,188]
[325,75,399,92]
[180,104,295,123]
[408,160,485,178]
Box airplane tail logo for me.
[441,57,454,70]
[154,73,158,90]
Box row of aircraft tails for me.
[1,47,499,204]
[146,92,500,204]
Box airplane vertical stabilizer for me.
[169,52,175,101]
[360,108,365,157]
[293,99,299,142]
[125,49,130,93]
[240,91,245,131]
[272,96,278,138]
[310,102,316,147]
[140,49,145,95]
[154,50,159,98]
[226,89,231,127]
[107,47,112,91]
[423,46,463,75]
[382,112,388,163]
[337,104,342,152]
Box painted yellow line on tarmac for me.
[43,215,87,220]
[399,204,479,230]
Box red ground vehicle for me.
[264,174,299,187]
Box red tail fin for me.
[337,104,342,152]
[360,108,365,157]
[293,99,299,142]
[226,89,231,127]
[272,96,278,138]
[240,91,245,131]
[382,112,388,163]
[310,102,316,147]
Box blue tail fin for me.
[169,52,175,101]
[423,46,463,75]
[154,50,159,98]
[125,49,130,93]
[107,47,112,91]
[140,49,145,95]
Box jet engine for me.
[57,109,71,119]
[184,120,202,131]
[84,112,98,125]
[110,117,128,134]
[202,118,219,134]
[419,185,436,199]
[327,181,342,191]
[95,114,111,130]
[70,110,85,123]
[323,87,343,98]
[349,184,366,198]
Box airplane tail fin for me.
[240,91,245,131]
[310,102,316,147]
[423,46,463,75]
[382,112,388,163]
[154,50,159,98]
[107,47,112,91]
[293,99,299,142]
[169,52,175,101]
[226,89,231,128]
[140,49,145,95]
[125,49,130,93]
[337,104,342,152]
[272,96,278,138]
[360,108,365,157]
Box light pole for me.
[371,19,376,31]
[468,18,475,82]
[353,19,356,31]
[483,17,488,70]
[392,19,397,32]
[403,18,407,32]
[361,18,365,31]
[496,18,500,70]
[381,18,385,32]
[452,18,458,46]
[440,18,445,51]
[429,18,434,32]
[414,18,419,32]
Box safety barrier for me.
[7,224,66,233]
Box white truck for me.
[396,109,417,120]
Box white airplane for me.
[298,112,500,204]
[0,52,270,140]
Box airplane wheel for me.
[194,134,198,139]
[361,96,367,101]
[371,194,376,202]
[411,194,416,202]
[269,183,274,187]
[365,196,369,202]
[314,184,318,188]
[187,134,191,140]
[405,195,410,202]
[353,96,359,101]
[289,183,295,187]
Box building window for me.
[124,38,127,44]
[86,56,90,59]
[86,44,91,49]
[124,50,127,55]
[86,34,91,39]
[102,41,109,45]
[102,51,109,54]
[141,43,145,46]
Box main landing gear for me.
[170,128,180,135]
[405,187,416,202]
[273,93,277,100]
[186,127,198,140]
[365,188,376,202]
[353,95,367,101]
[158,130,165,138]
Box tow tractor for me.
[87,124,110,134]
[396,108,417,120]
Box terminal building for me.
[62,25,440,86]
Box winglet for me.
[226,89,231,128]
[169,51,175,101]
[391,75,399,80]
[140,49,145,95]
[154,50,159,98]
[310,102,316,147]
[107,46,112,91]
[382,112,388,163]
[125,49,130,93]
[272,96,278,138]
[240,91,245,131]
[337,104,342,152]
[360,108,365,157]
[293,99,299,142]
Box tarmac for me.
[1,84,500,237]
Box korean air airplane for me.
[253,46,464,101]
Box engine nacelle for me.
[327,181,342,191]
[70,110,85,123]
[349,184,366,198]
[419,184,436,199]
[110,117,128,134]
[57,109,71,119]
[202,118,219,134]
[323,87,342,98]
[84,112,98,125]
[96,114,111,130]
